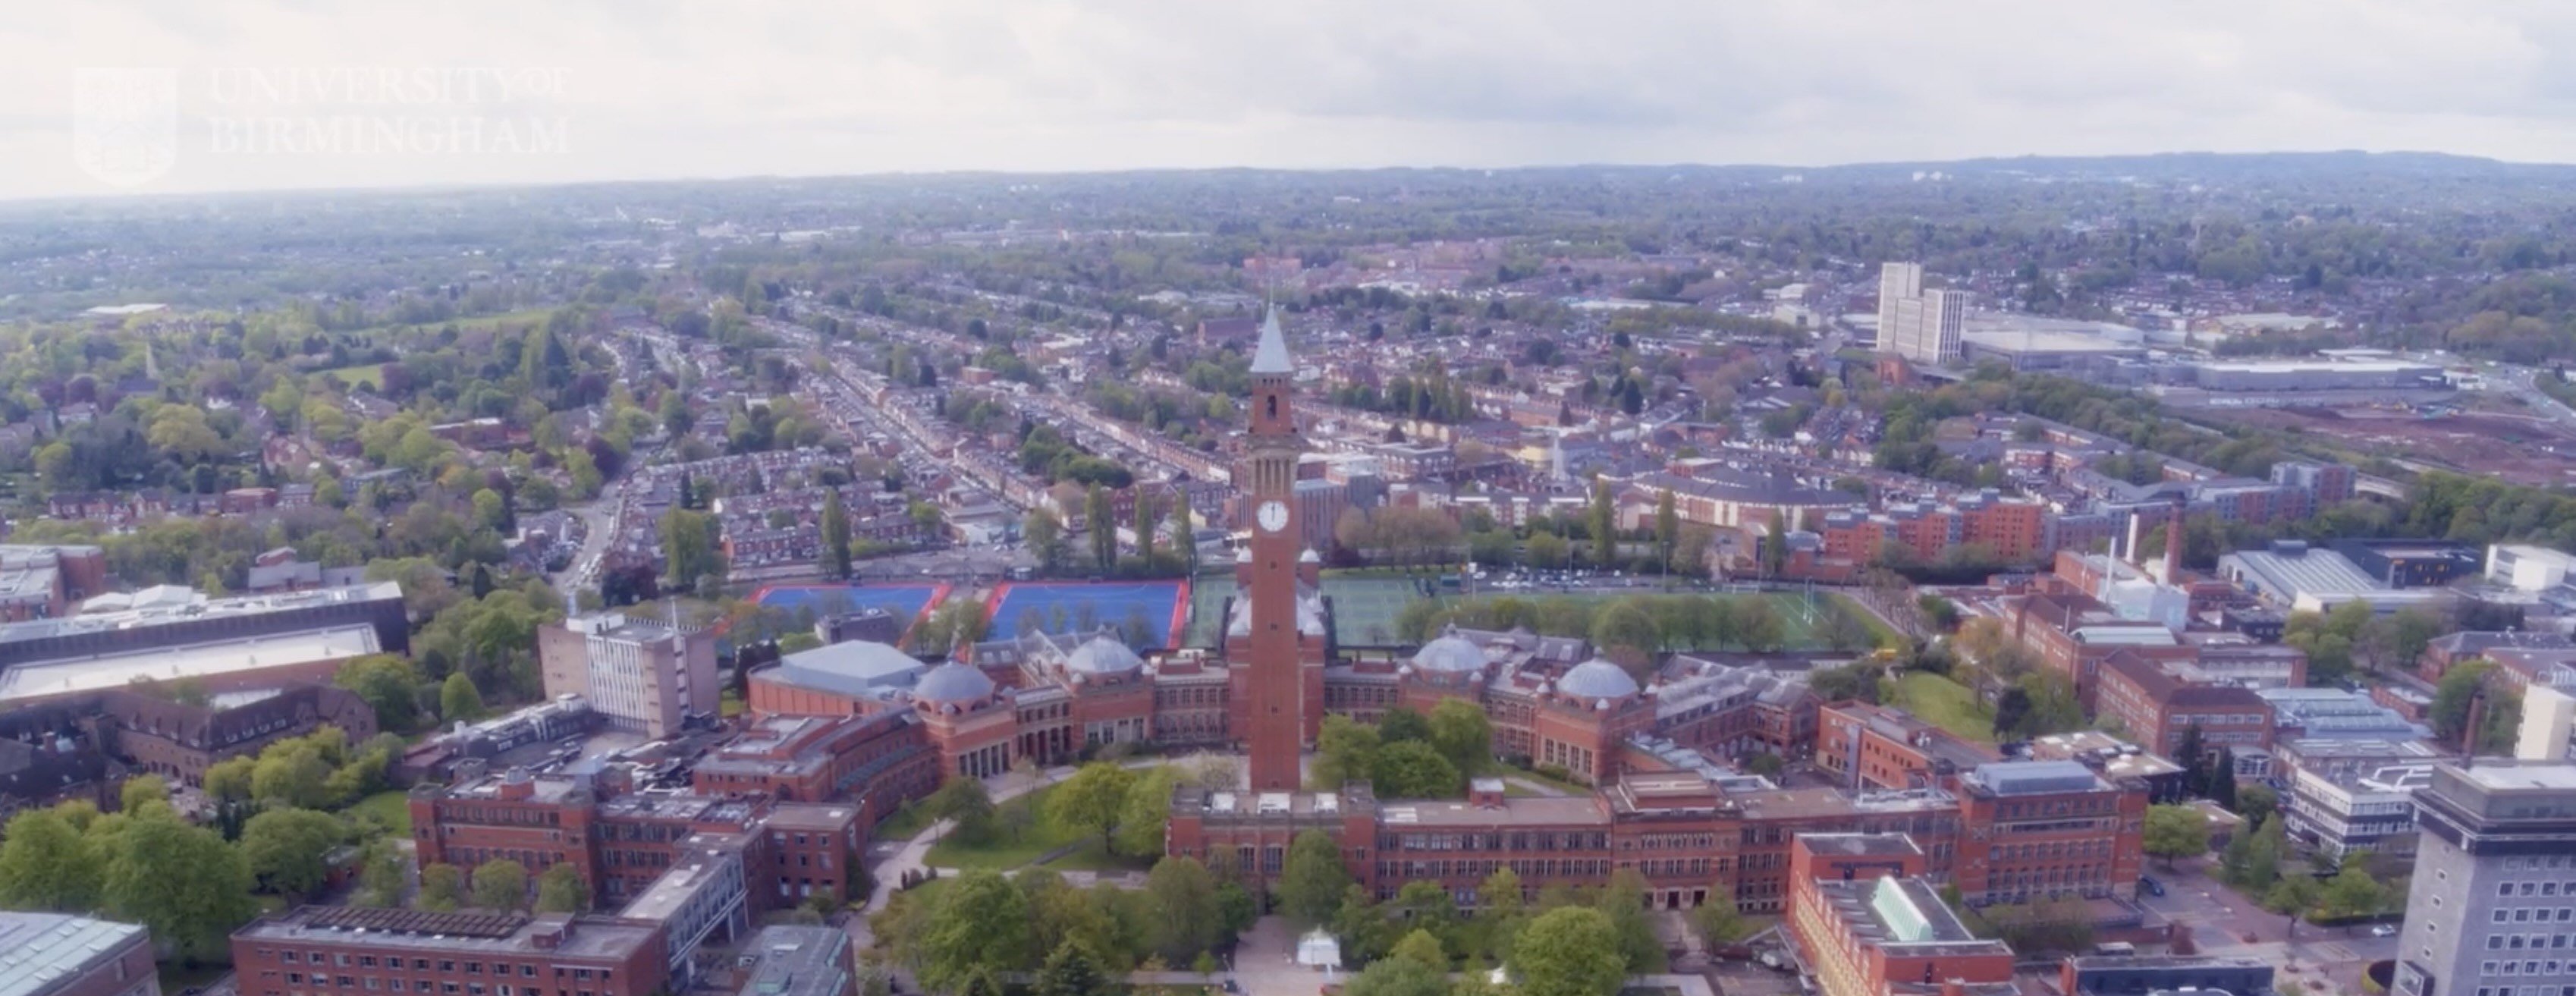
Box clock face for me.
[1257,500,1289,534]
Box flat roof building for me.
[233,907,667,996]
[0,912,156,996]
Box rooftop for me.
[0,913,147,996]
[1963,760,2109,796]
[769,641,925,699]
[740,925,850,996]
[0,581,401,646]
[240,906,657,960]
[0,624,382,703]
[1813,875,2006,957]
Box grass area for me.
[347,790,413,836]
[720,687,745,719]
[1041,838,1156,872]
[1497,763,1593,796]
[323,363,385,390]
[1832,593,1908,650]
[872,803,931,841]
[921,785,1079,869]
[1889,671,1997,744]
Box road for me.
[2135,857,2397,996]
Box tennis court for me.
[749,583,950,632]
[985,580,1191,648]
[1321,576,1425,647]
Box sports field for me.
[1184,573,1434,648]
[749,583,950,641]
[986,580,1189,648]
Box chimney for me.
[2164,499,2185,584]
[2123,511,2143,565]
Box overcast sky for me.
[11,0,2576,200]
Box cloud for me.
[5,0,2576,200]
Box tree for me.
[1027,508,1070,573]
[1762,511,1787,577]
[1045,762,1138,852]
[1391,928,1449,970]
[2320,860,2389,919]
[1588,478,1617,570]
[1315,715,1383,788]
[919,870,1035,991]
[1036,940,1109,996]
[821,489,853,580]
[1515,906,1629,996]
[1374,740,1464,798]
[251,740,334,809]
[472,859,529,910]
[1144,856,1220,962]
[1693,881,1747,945]
[660,507,722,589]
[241,807,347,897]
[1117,766,1183,857]
[419,862,467,912]
[2238,814,2285,892]
[2142,804,2211,869]
[102,812,256,960]
[336,655,423,731]
[360,844,410,907]
[2238,784,2279,827]
[1086,485,1115,570]
[1380,705,1431,743]
[441,672,486,723]
[1170,496,1196,566]
[1132,489,1159,568]
[1277,829,1352,925]
[2207,747,2240,809]
[1342,957,1450,996]
[536,862,589,913]
[925,776,998,845]
[1654,490,1679,577]
[2173,724,2208,794]
[0,809,102,912]
[2265,874,2322,926]
[119,773,169,815]
[2433,659,2499,746]
[1428,698,1494,774]
[1598,868,1663,973]
[1526,531,1569,570]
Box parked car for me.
[2371,923,2400,938]
[2138,875,2166,897]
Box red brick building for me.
[1817,702,2000,792]
[1949,760,2145,905]
[233,908,666,996]
[406,768,863,913]
[2092,652,2275,758]
[1786,834,2017,996]
[1167,757,2143,918]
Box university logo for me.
[73,68,178,187]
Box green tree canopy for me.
[1514,906,1629,996]
[536,862,590,913]
[1046,762,1139,851]
[241,806,347,897]
[471,859,528,910]
[0,809,102,913]
[1277,829,1352,925]
[102,812,256,960]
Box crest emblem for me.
[74,68,177,187]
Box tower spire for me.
[1251,306,1293,375]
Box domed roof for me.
[1412,636,1487,673]
[915,661,994,703]
[1065,635,1145,674]
[1558,658,1641,699]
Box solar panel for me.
[305,906,529,939]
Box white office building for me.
[1875,262,1966,366]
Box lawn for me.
[347,789,413,836]
[1890,672,1997,744]
[1042,838,1156,872]
[921,785,1079,869]
[1831,593,1908,650]
[323,363,385,390]
[872,802,931,841]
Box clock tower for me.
[1242,307,1305,791]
